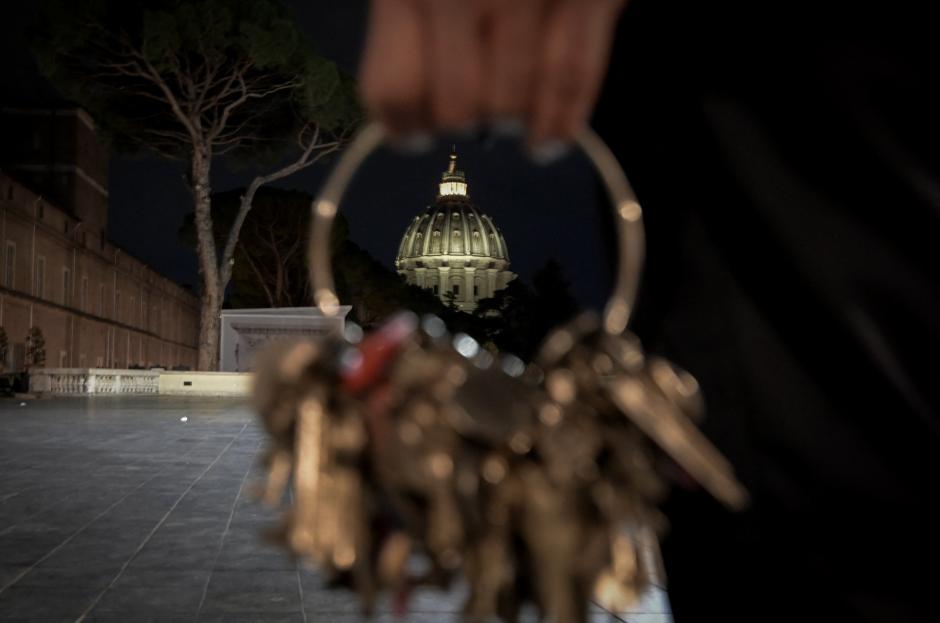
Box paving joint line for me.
[75,422,250,622]
[0,431,232,595]
[0,416,232,537]
[0,431,234,538]
[193,436,265,622]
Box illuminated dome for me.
[395,149,515,312]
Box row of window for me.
[3,239,188,337]
[429,212,484,220]
[4,183,110,250]
[418,230,487,238]
[408,231,497,257]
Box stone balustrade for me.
[30,368,170,396]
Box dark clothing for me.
[594,1,940,620]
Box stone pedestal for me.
[218,306,351,372]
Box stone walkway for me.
[0,396,672,622]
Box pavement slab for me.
[0,396,673,623]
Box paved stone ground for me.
[0,396,672,622]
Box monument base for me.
[218,306,352,372]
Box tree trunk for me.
[198,291,222,371]
[219,181,261,295]
[191,150,222,370]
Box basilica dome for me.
[395,150,515,312]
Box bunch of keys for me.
[252,124,748,622]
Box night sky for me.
[3,0,611,309]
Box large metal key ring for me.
[309,122,645,336]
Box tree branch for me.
[237,246,276,308]
[217,125,345,290]
[134,50,202,142]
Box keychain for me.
[253,123,748,622]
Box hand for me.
[359,0,626,150]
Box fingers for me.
[482,0,546,126]
[530,0,624,145]
[360,0,430,137]
[360,0,625,148]
[424,0,486,129]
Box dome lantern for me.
[439,147,468,197]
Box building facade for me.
[0,107,199,371]
[395,151,515,312]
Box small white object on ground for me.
[180,416,188,422]
[19,402,26,407]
